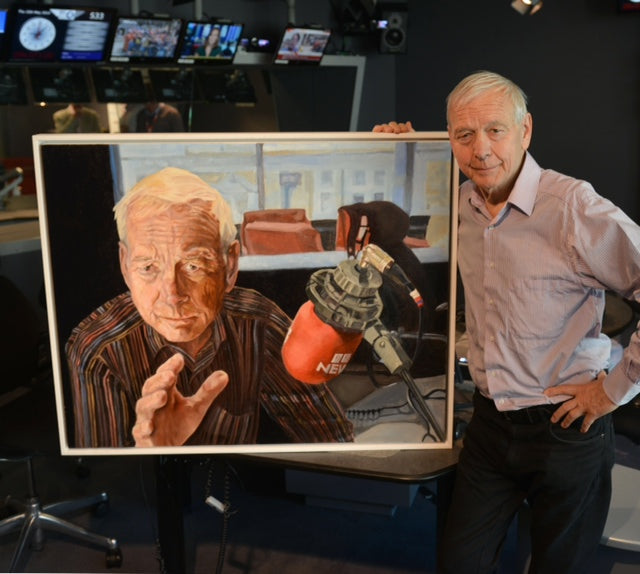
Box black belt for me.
[475,391,559,425]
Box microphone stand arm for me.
[363,321,445,442]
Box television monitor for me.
[0,66,27,105]
[196,68,255,104]
[6,4,115,63]
[273,25,331,65]
[0,8,8,60]
[618,0,640,11]
[148,68,200,102]
[177,20,243,64]
[91,67,150,103]
[28,66,91,103]
[108,16,182,63]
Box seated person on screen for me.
[66,167,354,448]
[197,27,223,57]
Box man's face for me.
[448,89,532,202]
[119,202,238,357]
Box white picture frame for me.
[33,131,459,456]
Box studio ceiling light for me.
[511,0,543,15]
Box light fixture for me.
[511,0,543,15]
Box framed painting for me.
[33,131,459,455]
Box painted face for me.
[119,201,237,357]
[448,89,532,203]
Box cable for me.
[204,458,238,574]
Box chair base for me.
[0,491,122,571]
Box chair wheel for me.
[106,547,122,568]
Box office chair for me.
[0,277,122,571]
[241,208,324,255]
[0,449,122,571]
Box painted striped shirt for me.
[66,287,354,447]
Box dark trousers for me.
[438,391,614,574]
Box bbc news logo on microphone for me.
[316,353,352,376]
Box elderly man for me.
[375,70,640,573]
[66,167,353,448]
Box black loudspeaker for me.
[379,8,408,54]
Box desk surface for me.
[0,219,40,256]
[237,443,462,484]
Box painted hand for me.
[132,353,228,447]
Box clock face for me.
[19,17,57,52]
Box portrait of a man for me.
[66,167,354,448]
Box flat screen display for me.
[0,66,27,105]
[29,66,91,103]
[7,4,115,63]
[108,16,182,63]
[148,68,200,102]
[196,69,255,104]
[0,8,8,60]
[618,0,640,11]
[273,26,331,65]
[177,20,243,64]
[91,67,150,103]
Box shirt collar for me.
[507,152,541,216]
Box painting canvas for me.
[33,132,459,455]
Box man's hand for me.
[544,371,617,433]
[372,121,415,134]
[132,353,228,447]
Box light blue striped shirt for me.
[458,152,640,410]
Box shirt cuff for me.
[603,365,640,405]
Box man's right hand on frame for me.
[132,352,228,447]
[372,121,415,134]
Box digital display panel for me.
[7,4,115,63]
[0,8,8,60]
[91,67,150,103]
[108,16,182,63]
[28,66,91,103]
[0,66,27,105]
[148,68,200,102]
[274,26,331,65]
[177,21,243,64]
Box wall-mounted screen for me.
[274,25,331,65]
[108,16,182,63]
[0,66,27,105]
[91,67,150,103]
[0,8,9,61]
[148,68,200,102]
[29,66,90,103]
[618,0,640,11]
[7,4,115,63]
[196,68,255,104]
[177,20,243,65]
[34,132,458,456]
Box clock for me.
[18,16,57,52]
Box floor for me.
[1,359,639,573]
